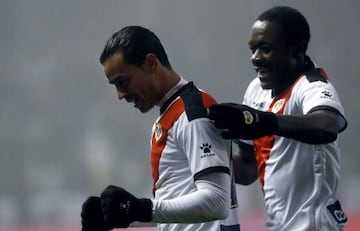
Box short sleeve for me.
[296,79,345,117]
[177,116,231,177]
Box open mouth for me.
[125,95,139,105]
[255,66,270,74]
[255,66,272,80]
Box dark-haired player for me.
[209,6,347,230]
[81,25,240,231]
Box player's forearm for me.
[232,141,258,185]
[151,173,230,223]
[275,111,340,144]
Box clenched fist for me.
[100,185,153,229]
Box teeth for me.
[255,66,268,72]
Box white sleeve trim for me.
[151,172,230,223]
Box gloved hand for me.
[100,185,153,229]
[81,196,110,231]
[208,103,278,139]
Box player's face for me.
[102,52,159,113]
[248,20,296,91]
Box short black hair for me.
[257,6,310,51]
[99,26,172,69]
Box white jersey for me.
[151,79,240,231]
[242,68,348,230]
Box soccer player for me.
[208,6,348,231]
[80,26,240,231]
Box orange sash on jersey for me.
[253,68,328,190]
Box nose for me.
[251,49,262,64]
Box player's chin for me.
[259,77,275,90]
[137,103,152,113]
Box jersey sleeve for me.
[177,116,231,179]
[296,78,346,117]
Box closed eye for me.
[109,76,129,90]
[249,42,274,55]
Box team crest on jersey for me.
[154,122,163,142]
[272,98,285,113]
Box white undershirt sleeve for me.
[151,172,230,223]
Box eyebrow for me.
[249,40,269,45]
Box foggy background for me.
[1,0,359,229]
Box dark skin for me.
[232,142,258,185]
[234,20,346,185]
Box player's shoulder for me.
[179,84,213,121]
[302,68,330,84]
[199,89,217,107]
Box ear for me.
[294,42,307,58]
[144,53,158,72]
[290,41,306,65]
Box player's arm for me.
[152,172,230,223]
[275,109,346,144]
[209,103,346,144]
[80,172,231,230]
[232,141,258,185]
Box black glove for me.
[100,185,153,229]
[208,103,278,139]
[81,196,110,231]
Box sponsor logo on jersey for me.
[252,101,266,109]
[326,200,348,224]
[321,89,333,98]
[200,143,215,158]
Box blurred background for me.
[1,0,359,230]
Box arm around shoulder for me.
[275,109,347,144]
